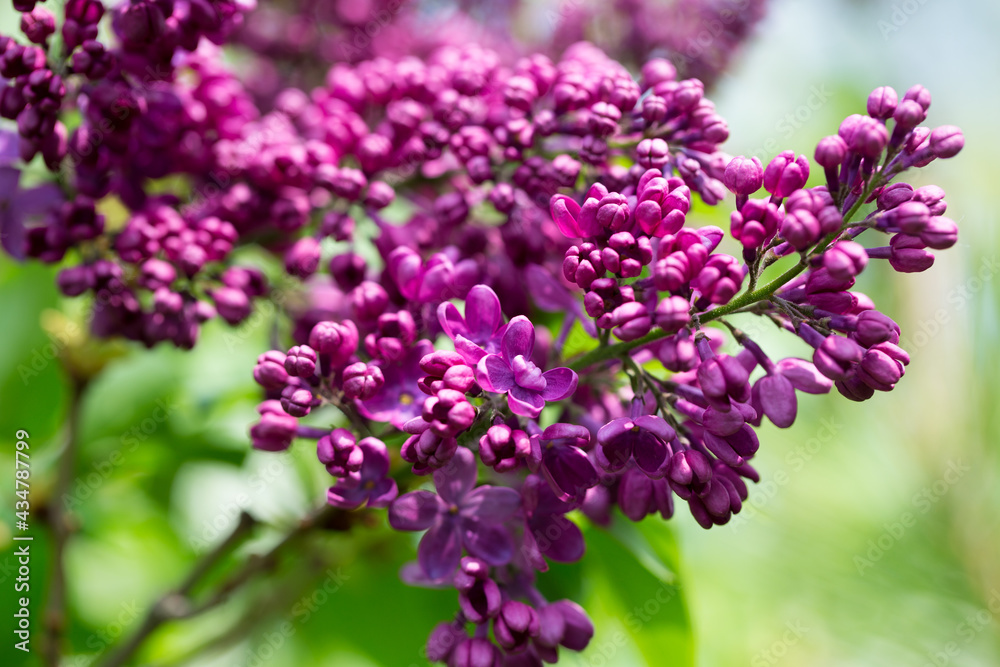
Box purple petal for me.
[502,316,535,360]
[358,437,390,479]
[702,432,744,467]
[462,520,514,566]
[463,285,502,341]
[635,415,675,441]
[776,357,833,394]
[476,354,514,393]
[540,367,578,401]
[455,335,489,364]
[434,446,478,504]
[389,490,442,531]
[542,447,598,502]
[525,264,575,312]
[419,519,463,580]
[508,385,545,418]
[618,468,654,521]
[367,478,399,508]
[530,514,585,563]
[541,423,591,443]
[633,431,669,475]
[437,301,467,340]
[757,374,797,428]
[551,194,583,238]
[326,484,368,510]
[462,486,522,522]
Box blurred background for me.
[2,0,999,665]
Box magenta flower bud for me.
[21,7,56,44]
[221,267,268,297]
[330,252,367,290]
[320,211,354,242]
[455,559,502,623]
[281,386,315,418]
[342,362,384,400]
[309,321,359,368]
[892,99,926,130]
[609,302,652,341]
[912,185,947,216]
[422,388,476,438]
[780,209,822,251]
[57,265,94,296]
[857,343,907,391]
[850,117,889,160]
[884,234,934,273]
[493,601,540,653]
[115,1,167,48]
[889,201,930,234]
[351,281,389,322]
[426,623,465,663]
[867,86,898,119]
[317,428,363,478]
[284,237,321,279]
[211,287,251,325]
[594,192,631,232]
[853,310,901,347]
[723,156,763,196]
[563,242,605,289]
[811,334,864,382]
[667,449,713,487]
[877,182,914,211]
[254,351,289,389]
[603,232,653,277]
[920,216,958,249]
[823,241,868,281]
[489,183,515,214]
[137,259,175,290]
[642,58,677,89]
[636,138,669,170]
[694,254,744,305]
[479,424,531,473]
[589,101,622,137]
[250,401,297,452]
[730,198,782,248]
[697,353,752,411]
[284,345,318,378]
[642,94,667,124]
[658,333,697,372]
[451,638,500,667]
[654,295,691,334]
[399,429,458,475]
[763,151,810,199]
[550,193,588,239]
[903,84,932,111]
[504,74,538,111]
[365,310,417,361]
[814,135,847,169]
[929,125,964,158]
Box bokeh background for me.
[2,0,999,665]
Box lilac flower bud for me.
[211,287,251,325]
[920,216,958,249]
[877,183,914,211]
[317,428,364,478]
[537,600,594,651]
[654,295,691,334]
[867,86,898,119]
[642,58,677,89]
[320,211,354,242]
[254,351,289,389]
[563,242,605,289]
[763,151,809,199]
[658,333,697,371]
[753,372,798,428]
[903,84,932,110]
[250,401,297,452]
[330,252,367,290]
[351,281,389,322]
[589,101,622,137]
[284,237,321,279]
[929,125,963,158]
[723,156,763,196]
[451,638,500,667]
[694,254,743,305]
[479,424,531,473]
[399,428,458,475]
[636,138,669,170]
[912,185,947,216]
[815,135,847,168]
[426,623,465,663]
[730,198,782,248]
[422,388,476,438]
[888,201,930,234]
[21,7,56,45]
[882,234,933,273]
[602,232,653,277]
[609,302,652,341]
[667,449,713,488]
[489,183,515,214]
[635,175,690,237]
[284,345,318,378]
[342,362,384,400]
[892,100,926,131]
[697,353,751,411]
[809,331,864,382]
[57,265,94,296]
[280,386,315,418]
[642,94,667,124]
[309,321,358,368]
[853,310,900,347]
[494,601,540,653]
[595,192,631,232]
[850,116,889,160]
[365,310,417,361]
[454,558,502,623]
[856,343,907,391]
[823,241,868,281]
[222,267,268,297]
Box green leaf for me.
[580,516,693,667]
[562,319,598,359]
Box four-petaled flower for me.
[326,438,399,510]
[438,284,507,364]
[476,316,578,418]
[388,447,521,580]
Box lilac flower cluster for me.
[2,1,965,662]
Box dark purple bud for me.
[892,99,926,131]
[422,388,476,438]
[211,287,251,325]
[281,386,315,418]
[609,302,652,342]
[763,151,809,199]
[254,351,289,389]
[317,428,364,478]
[903,84,932,111]
[636,138,669,170]
[451,638,500,667]
[723,156,763,196]
[284,344,318,378]
[877,183,914,211]
[284,237,321,279]
[342,362,384,400]
[57,265,94,296]
[854,310,900,347]
[654,295,691,334]
[426,623,465,663]
[21,7,56,45]
[658,334,697,372]
[479,424,531,473]
[309,321,359,368]
[887,234,934,273]
[352,281,389,321]
[867,86,898,119]
[250,401,297,452]
[493,601,540,653]
[919,216,958,250]
[330,252,367,290]
[815,135,847,168]
[811,334,864,381]
[850,117,889,160]
[823,241,868,281]
[929,125,963,158]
